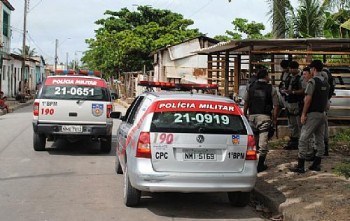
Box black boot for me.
[324,141,329,156]
[305,155,315,161]
[305,150,316,161]
[257,155,268,173]
[284,137,299,150]
[289,158,305,173]
[309,156,322,171]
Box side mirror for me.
[111,92,119,100]
[110,111,123,120]
[236,97,244,106]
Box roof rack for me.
[138,81,218,94]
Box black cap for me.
[309,60,323,71]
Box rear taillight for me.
[106,104,113,118]
[33,102,39,116]
[136,132,151,158]
[246,135,257,160]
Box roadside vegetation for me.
[268,128,350,179]
[330,128,350,179]
[80,1,350,78]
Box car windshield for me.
[150,111,247,134]
[41,85,110,101]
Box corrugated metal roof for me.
[195,38,350,54]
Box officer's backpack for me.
[323,69,336,99]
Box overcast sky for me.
[10,0,298,65]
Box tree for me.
[82,6,201,78]
[17,45,36,57]
[266,0,295,38]
[322,0,350,10]
[296,0,326,37]
[215,18,267,40]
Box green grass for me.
[332,128,350,143]
[330,129,350,179]
[334,160,350,180]
[268,138,287,150]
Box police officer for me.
[279,60,290,93]
[283,61,304,149]
[301,67,317,161]
[278,60,290,110]
[290,60,330,173]
[244,69,279,173]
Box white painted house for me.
[0,1,45,98]
[0,0,14,96]
[151,36,219,84]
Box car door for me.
[117,96,145,165]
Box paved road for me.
[0,105,265,221]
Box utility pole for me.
[21,0,28,95]
[65,52,68,70]
[54,39,58,73]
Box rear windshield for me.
[150,111,247,134]
[40,85,111,101]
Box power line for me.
[163,0,175,9]
[26,33,52,59]
[188,0,214,18]
[28,0,43,13]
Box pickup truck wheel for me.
[33,132,46,151]
[123,165,141,207]
[115,154,123,174]
[227,192,250,207]
[100,135,111,153]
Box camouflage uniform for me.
[285,73,303,143]
[290,66,329,173]
[244,75,279,172]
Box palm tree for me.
[266,0,299,38]
[296,0,326,37]
[17,45,37,57]
[267,0,331,38]
[322,0,350,10]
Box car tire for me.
[115,154,123,174]
[100,135,112,153]
[227,192,250,207]
[33,132,46,151]
[123,165,141,207]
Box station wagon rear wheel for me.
[33,132,46,151]
[227,192,250,207]
[123,165,141,207]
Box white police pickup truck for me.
[32,70,113,152]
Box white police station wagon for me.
[32,70,113,152]
[111,81,257,207]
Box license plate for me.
[61,125,83,133]
[183,149,217,161]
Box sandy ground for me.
[254,139,350,221]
